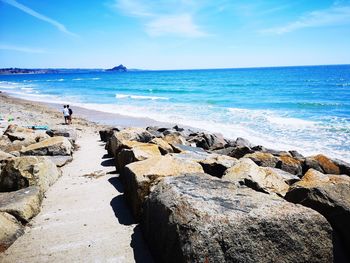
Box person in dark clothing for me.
[67,105,73,125]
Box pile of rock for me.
[0,125,75,251]
[101,125,350,262]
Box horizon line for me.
[0,63,349,72]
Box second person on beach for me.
[62,105,70,125]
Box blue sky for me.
[0,0,350,69]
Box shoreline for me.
[1,92,349,162]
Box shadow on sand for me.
[108,177,154,262]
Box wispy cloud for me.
[146,14,208,37]
[0,44,47,53]
[111,0,208,38]
[261,4,350,34]
[2,0,78,37]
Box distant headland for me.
[0,64,131,75]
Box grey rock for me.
[20,136,72,156]
[142,174,333,263]
[0,212,24,252]
[45,155,73,167]
[0,156,61,193]
[0,186,42,222]
[46,128,77,143]
[285,169,350,255]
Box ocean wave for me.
[115,94,169,100]
[73,78,83,81]
[91,77,100,80]
[46,79,64,82]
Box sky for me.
[0,0,350,69]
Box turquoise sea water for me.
[1,65,349,161]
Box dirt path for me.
[0,132,153,263]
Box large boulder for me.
[162,133,188,148]
[20,136,72,156]
[244,152,279,167]
[198,154,238,178]
[0,212,24,252]
[142,174,333,263]
[4,125,35,142]
[46,128,77,143]
[121,156,204,220]
[149,138,173,155]
[116,142,161,171]
[99,127,120,142]
[0,156,61,193]
[213,146,254,159]
[187,132,226,150]
[45,155,73,167]
[285,168,350,253]
[276,154,303,176]
[0,135,33,153]
[0,186,42,222]
[0,151,13,163]
[223,158,290,196]
[107,128,153,157]
[304,154,346,175]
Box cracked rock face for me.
[142,174,333,263]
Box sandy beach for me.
[0,93,154,262]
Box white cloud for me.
[0,44,47,53]
[2,0,78,37]
[146,14,208,37]
[111,0,208,37]
[261,5,350,34]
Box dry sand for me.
[0,94,154,262]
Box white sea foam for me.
[73,78,83,81]
[91,77,100,80]
[115,94,169,100]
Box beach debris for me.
[82,170,106,179]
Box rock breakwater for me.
[101,125,350,262]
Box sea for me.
[1,65,349,161]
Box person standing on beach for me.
[63,105,70,125]
[67,105,73,124]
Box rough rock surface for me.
[116,142,161,171]
[0,151,13,163]
[0,212,24,252]
[107,128,153,157]
[187,132,226,150]
[20,136,72,156]
[45,155,73,167]
[122,156,204,220]
[244,152,279,168]
[223,158,290,196]
[149,138,173,155]
[46,128,77,143]
[0,156,61,193]
[0,186,42,222]
[198,154,237,178]
[99,127,120,142]
[285,168,350,253]
[304,154,344,175]
[142,174,333,263]
[277,154,303,176]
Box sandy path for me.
[0,132,153,263]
